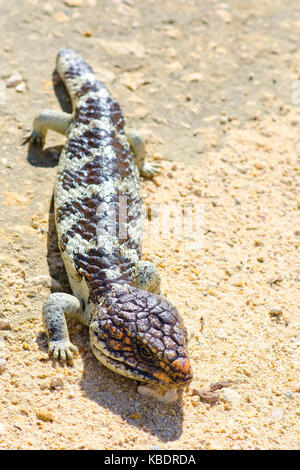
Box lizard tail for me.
[56,48,98,105]
[56,48,125,132]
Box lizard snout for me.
[170,357,193,385]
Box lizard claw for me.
[22,131,45,149]
[48,340,78,362]
[140,161,161,178]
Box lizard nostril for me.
[170,357,193,382]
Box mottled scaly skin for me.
[55,49,144,307]
[27,49,193,389]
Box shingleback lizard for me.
[26,49,193,392]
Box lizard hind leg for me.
[126,129,161,178]
[24,109,73,149]
[134,260,161,294]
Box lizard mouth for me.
[90,338,163,385]
[90,335,191,388]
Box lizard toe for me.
[49,340,78,362]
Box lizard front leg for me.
[126,129,160,178]
[24,109,73,149]
[134,260,161,294]
[42,292,83,361]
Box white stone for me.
[0,358,7,373]
[137,384,179,403]
[222,388,241,404]
[6,73,22,88]
[270,408,285,420]
[16,82,25,93]
[215,328,228,340]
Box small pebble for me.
[28,275,52,288]
[64,0,84,6]
[221,388,241,404]
[0,359,7,373]
[161,389,178,403]
[36,411,54,422]
[267,275,282,285]
[43,3,53,14]
[210,380,233,391]
[216,10,232,23]
[0,319,12,330]
[219,115,227,124]
[50,278,64,291]
[235,197,242,205]
[192,388,219,404]
[239,167,248,174]
[270,407,285,420]
[214,328,227,340]
[269,307,283,317]
[82,30,93,37]
[6,73,22,88]
[137,384,178,403]
[254,161,264,170]
[49,377,64,391]
[16,82,25,93]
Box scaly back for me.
[55,48,143,302]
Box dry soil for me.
[0,0,299,450]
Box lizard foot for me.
[140,161,161,178]
[48,340,78,362]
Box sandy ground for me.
[0,0,299,450]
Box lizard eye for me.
[138,345,154,363]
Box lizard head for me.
[89,283,193,389]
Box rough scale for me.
[26,49,193,390]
